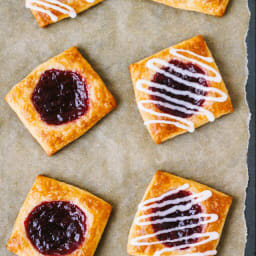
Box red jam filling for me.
[24,201,87,255]
[32,69,88,125]
[150,59,208,118]
[151,190,204,249]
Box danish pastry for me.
[6,175,112,256]
[5,47,116,155]
[150,0,230,16]
[127,170,232,256]
[129,35,233,144]
[25,0,105,27]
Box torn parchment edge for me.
[243,0,251,253]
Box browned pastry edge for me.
[151,0,230,17]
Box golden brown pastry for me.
[150,0,230,16]
[25,0,105,27]
[129,35,233,144]
[5,47,116,156]
[127,170,232,256]
[6,175,112,256]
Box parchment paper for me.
[0,0,250,255]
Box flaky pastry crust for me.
[127,170,232,256]
[129,35,233,144]
[26,0,105,27]
[6,175,112,256]
[5,47,116,156]
[150,0,230,16]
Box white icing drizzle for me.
[131,184,219,256]
[136,48,228,132]
[25,0,95,21]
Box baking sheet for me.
[245,1,256,254]
[0,0,250,255]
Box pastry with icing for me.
[150,0,230,16]
[6,175,112,256]
[5,47,116,156]
[25,0,104,27]
[127,170,232,256]
[129,35,233,144]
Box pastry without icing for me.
[25,0,105,27]
[127,170,232,256]
[5,47,116,156]
[150,0,230,16]
[129,35,233,144]
[6,175,112,256]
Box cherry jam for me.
[150,59,208,118]
[24,201,87,255]
[151,190,204,249]
[32,69,88,125]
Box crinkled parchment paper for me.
[0,0,250,255]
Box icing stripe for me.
[131,184,219,256]
[157,251,217,256]
[136,48,227,132]
[136,213,218,226]
[131,231,219,247]
[26,1,59,21]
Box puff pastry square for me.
[5,47,116,156]
[7,175,112,256]
[129,35,233,144]
[150,0,230,16]
[25,0,105,27]
[127,170,232,256]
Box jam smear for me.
[32,69,88,125]
[24,201,87,255]
[151,190,204,249]
[150,59,208,118]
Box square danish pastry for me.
[127,170,232,256]
[150,0,230,16]
[25,0,105,27]
[5,47,116,156]
[6,175,112,256]
[129,35,233,144]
